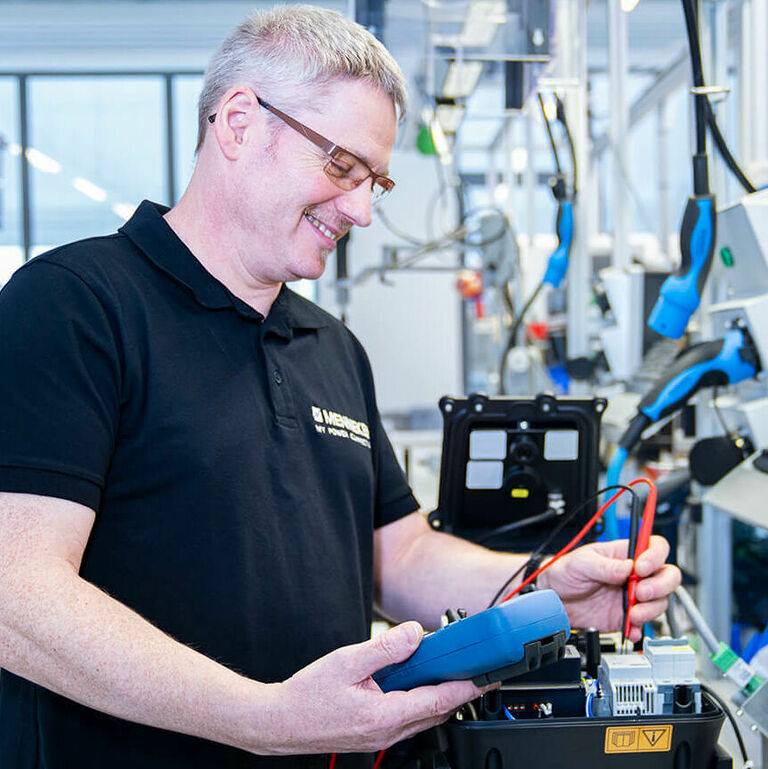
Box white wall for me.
[0,2,345,71]
[317,151,463,416]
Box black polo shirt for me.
[0,201,419,768]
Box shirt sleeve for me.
[370,409,421,527]
[0,258,121,510]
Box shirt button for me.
[273,370,282,385]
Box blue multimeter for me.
[373,590,570,693]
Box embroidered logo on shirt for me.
[311,405,371,449]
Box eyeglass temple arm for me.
[256,98,337,155]
[205,103,336,157]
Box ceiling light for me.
[111,202,136,221]
[460,0,505,47]
[621,0,641,11]
[72,177,107,202]
[511,147,528,173]
[25,148,61,174]
[442,60,484,99]
[435,101,466,134]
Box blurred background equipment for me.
[5,0,768,764]
[428,393,606,552]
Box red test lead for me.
[622,478,658,641]
[501,478,658,643]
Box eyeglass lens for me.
[324,151,392,204]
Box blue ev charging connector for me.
[542,200,573,290]
[602,326,761,538]
[648,194,716,339]
[631,326,759,431]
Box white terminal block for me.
[643,637,697,683]
[598,653,655,716]
[598,638,702,716]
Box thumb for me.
[344,621,424,681]
[578,548,634,586]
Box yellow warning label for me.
[604,725,673,754]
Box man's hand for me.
[264,621,492,754]
[537,535,681,642]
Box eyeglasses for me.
[208,96,395,205]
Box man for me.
[0,6,680,768]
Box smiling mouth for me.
[304,212,340,241]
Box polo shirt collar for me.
[119,200,328,335]
[263,285,328,339]
[120,200,237,312]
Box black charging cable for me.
[475,510,560,546]
[681,0,756,194]
[622,492,643,645]
[700,685,751,766]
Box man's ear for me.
[211,86,261,160]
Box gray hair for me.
[196,4,408,152]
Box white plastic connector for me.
[598,654,655,716]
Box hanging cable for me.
[649,0,751,338]
[706,104,757,193]
[555,94,578,197]
[712,385,734,437]
[498,281,544,395]
[498,479,655,604]
[539,92,563,180]
[374,204,513,263]
[474,509,560,545]
[498,92,576,395]
[700,685,752,767]
[681,0,708,189]
[487,484,637,609]
[681,0,756,193]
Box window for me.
[173,74,204,197]
[28,76,166,252]
[0,78,22,284]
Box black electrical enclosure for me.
[443,691,727,769]
[429,393,607,552]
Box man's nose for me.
[337,180,373,228]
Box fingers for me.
[580,536,674,586]
[634,535,671,577]
[336,621,424,682]
[360,678,490,750]
[281,635,493,754]
[577,543,634,585]
[395,708,467,745]
[629,595,669,625]
[624,597,670,642]
[625,541,679,634]
[379,680,488,743]
[398,679,489,722]
[586,538,631,560]
[626,561,680,635]
[633,563,682,603]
